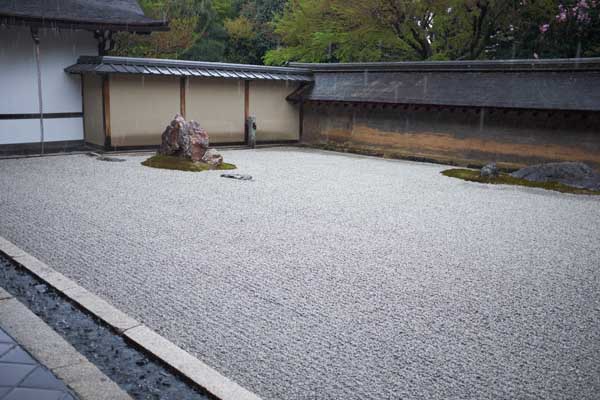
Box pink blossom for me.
[577,11,591,22]
[539,23,550,33]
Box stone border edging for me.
[0,236,262,400]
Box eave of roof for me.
[0,14,168,32]
[0,0,168,32]
[66,56,314,82]
[289,58,600,72]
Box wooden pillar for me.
[180,77,187,119]
[102,75,111,149]
[299,101,304,142]
[244,80,250,144]
[81,74,86,143]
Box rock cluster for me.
[159,114,223,166]
[511,161,600,190]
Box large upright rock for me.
[159,114,210,162]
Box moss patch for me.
[441,168,600,195]
[141,155,236,172]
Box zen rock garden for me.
[142,114,236,172]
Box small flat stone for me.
[221,173,252,181]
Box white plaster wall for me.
[0,120,40,144]
[0,27,37,114]
[0,26,97,144]
[0,118,84,144]
[45,118,86,141]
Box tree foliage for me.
[111,0,600,64]
[536,0,600,58]
[112,0,285,63]
[265,0,600,64]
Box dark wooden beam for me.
[299,101,304,142]
[180,77,187,118]
[102,75,111,149]
[244,80,250,144]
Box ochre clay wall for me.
[110,75,180,147]
[302,103,600,170]
[249,81,300,141]
[105,76,300,148]
[82,75,104,147]
[186,78,245,144]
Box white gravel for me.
[1,148,599,400]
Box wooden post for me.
[81,74,86,143]
[102,75,111,149]
[244,80,250,144]
[180,77,187,119]
[299,101,304,142]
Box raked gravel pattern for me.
[1,148,600,400]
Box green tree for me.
[265,0,515,64]
[112,0,209,58]
[265,0,600,64]
[221,0,286,64]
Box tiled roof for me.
[289,58,600,72]
[66,56,314,82]
[289,58,600,111]
[0,0,167,31]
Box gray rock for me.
[201,148,223,167]
[511,162,600,190]
[220,173,252,181]
[97,156,125,162]
[87,152,125,162]
[480,163,499,178]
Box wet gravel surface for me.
[0,256,208,400]
[1,148,600,400]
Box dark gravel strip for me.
[0,254,209,400]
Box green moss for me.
[141,155,236,172]
[441,168,600,195]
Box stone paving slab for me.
[1,148,599,400]
[0,325,78,400]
